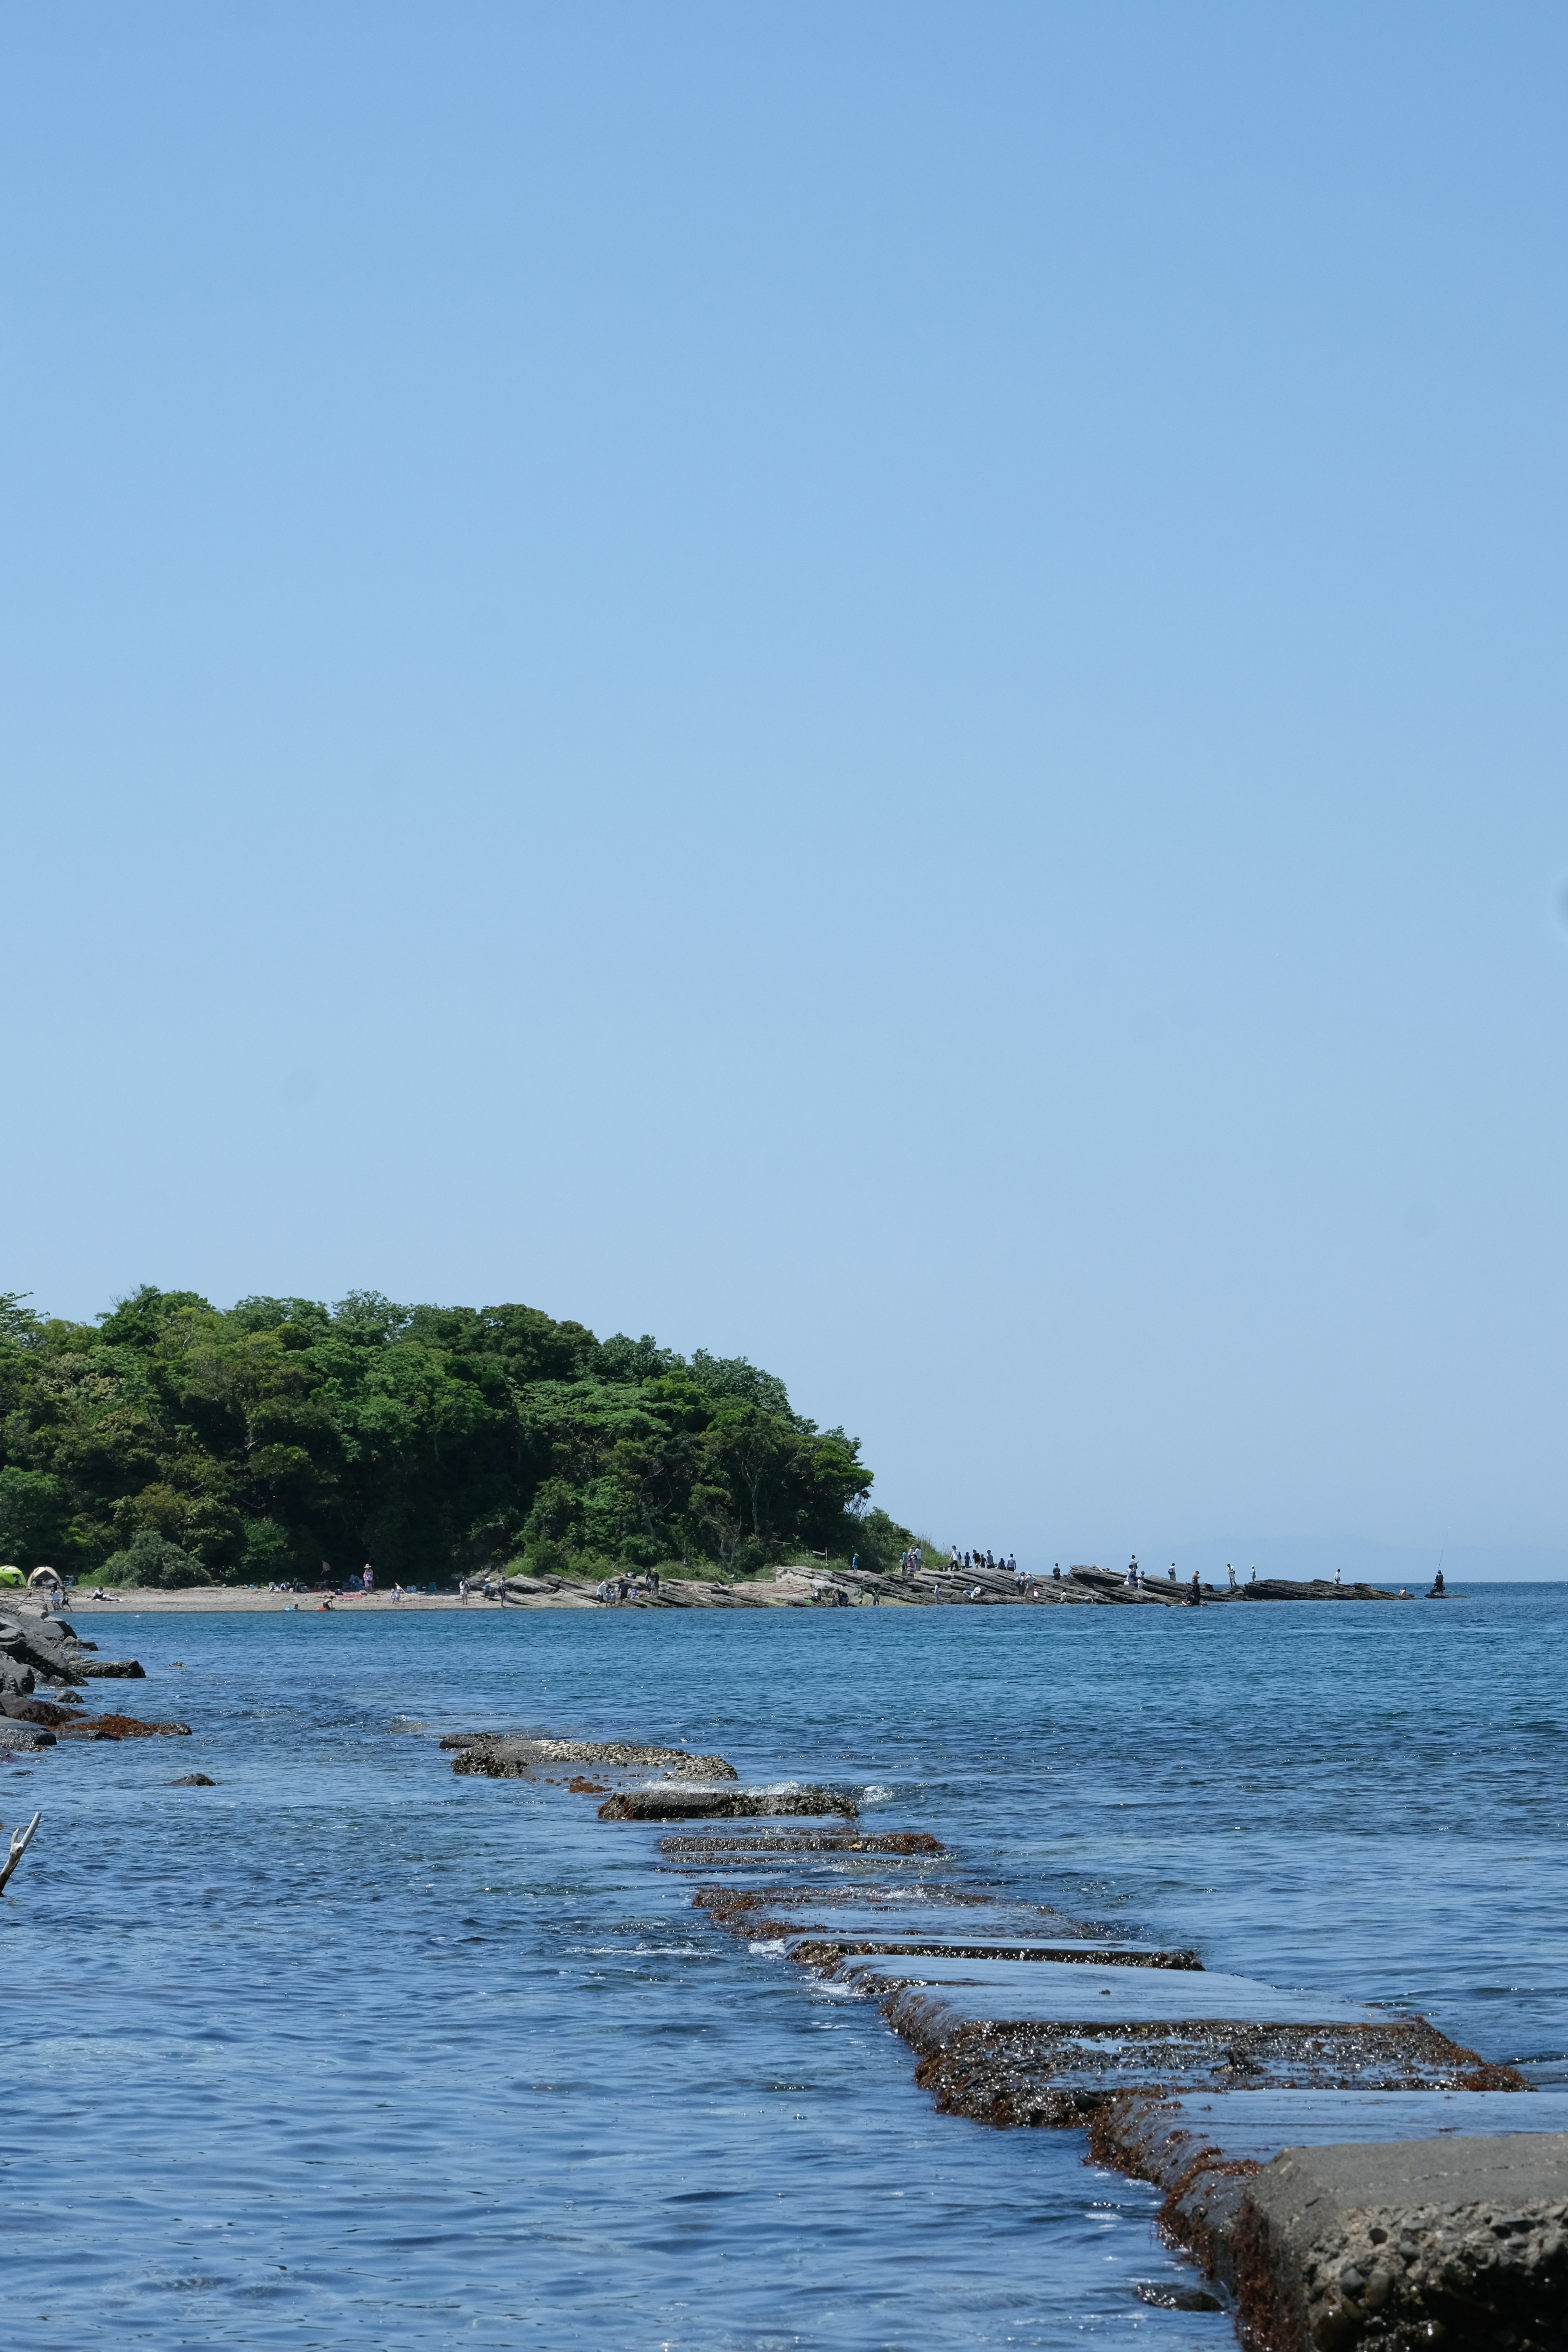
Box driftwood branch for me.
[0,1811,41,1895]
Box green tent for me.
[0,1566,25,1587]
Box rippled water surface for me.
[4,1586,1564,2350]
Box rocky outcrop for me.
[0,1615,85,1685]
[0,1612,145,1684]
[1238,1578,1398,1603]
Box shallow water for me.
[3,1585,1564,2350]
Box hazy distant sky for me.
[4,3,1567,1570]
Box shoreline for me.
[45,1575,1452,1615]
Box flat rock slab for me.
[1100,2089,1568,2180]
[789,1931,1203,1969]
[694,1889,1199,1969]
[696,1891,1108,1942]
[658,1830,945,1865]
[599,1785,858,1822]
[842,1956,1380,2025]
[836,1961,1515,2126]
[1238,2132,1568,2352]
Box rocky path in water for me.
[445,1724,1568,2352]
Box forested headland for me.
[0,1287,915,1589]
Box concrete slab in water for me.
[1100,2087,1568,2178]
[1238,2132,1568,2351]
[695,1884,1002,1919]
[841,1955,1376,2024]
[691,1891,1123,1947]
[840,1959,1521,2125]
[1089,2087,1556,2308]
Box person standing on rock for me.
[1227,1564,1237,1590]
[1189,1570,1201,1605]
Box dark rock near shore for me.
[171,1773,216,1786]
[1134,2280,1224,2311]
[599,1785,859,1822]
[0,1718,57,1751]
[0,1696,80,1728]
[0,1613,144,1685]
[0,1617,86,1685]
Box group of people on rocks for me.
[594,1570,662,1605]
[948,1547,1018,1578]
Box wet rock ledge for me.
[0,1608,186,1751]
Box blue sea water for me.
[2,1585,1565,2352]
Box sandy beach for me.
[43,1587,571,1613]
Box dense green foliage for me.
[0,1287,900,1586]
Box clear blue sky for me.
[4,3,1566,1575]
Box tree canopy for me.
[0,1287,893,1585]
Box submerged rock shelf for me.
[451,1722,1562,2350]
